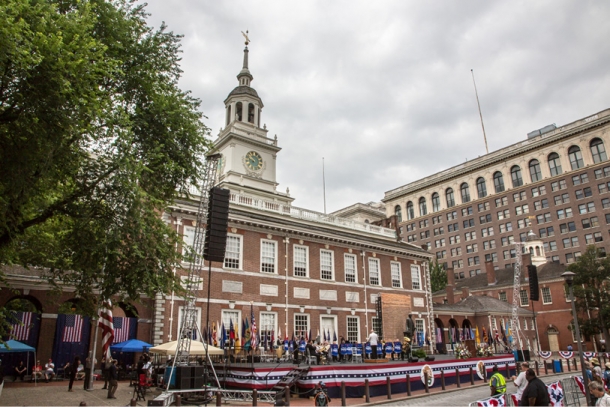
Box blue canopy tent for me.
[110,339,152,353]
[0,340,36,384]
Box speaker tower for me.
[203,187,230,263]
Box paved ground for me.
[0,370,583,406]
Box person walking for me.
[68,356,80,392]
[520,368,550,406]
[489,365,507,396]
[107,359,118,399]
[367,329,379,360]
[589,380,610,406]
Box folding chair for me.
[352,345,363,363]
[133,374,151,401]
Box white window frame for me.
[221,309,242,339]
[224,233,243,270]
[259,311,277,339]
[344,254,357,283]
[346,316,360,343]
[415,318,426,340]
[320,249,335,281]
[391,262,402,288]
[177,306,202,341]
[368,258,381,286]
[294,313,310,336]
[411,264,422,290]
[541,287,553,304]
[182,225,196,257]
[260,239,278,274]
[519,290,529,307]
[293,245,309,278]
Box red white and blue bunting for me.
[539,351,552,359]
[558,351,574,359]
[475,394,506,406]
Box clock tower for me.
[209,39,293,205]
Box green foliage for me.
[413,348,427,358]
[0,0,210,320]
[429,259,447,293]
[567,245,610,342]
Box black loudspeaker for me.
[409,357,419,363]
[527,265,540,301]
[425,356,435,361]
[174,366,192,389]
[203,187,230,263]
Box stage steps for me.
[271,366,310,399]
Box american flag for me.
[250,304,257,349]
[63,315,84,343]
[10,311,32,341]
[547,381,564,406]
[113,317,130,343]
[98,301,114,357]
[476,394,506,406]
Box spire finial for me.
[241,30,250,46]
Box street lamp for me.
[562,271,591,405]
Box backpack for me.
[314,390,329,406]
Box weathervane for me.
[241,30,250,46]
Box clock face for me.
[245,151,263,171]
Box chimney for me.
[461,286,469,300]
[485,260,496,285]
[445,267,455,304]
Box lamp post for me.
[562,271,591,405]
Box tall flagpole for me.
[322,157,327,214]
[471,69,489,154]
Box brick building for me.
[383,108,610,279]
[156,44,434,348]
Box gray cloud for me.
[141,0,610,213]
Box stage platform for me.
[215,354,516,399]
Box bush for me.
[413,349,427,359]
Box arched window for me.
[460,183,471,203]
[431,193,441,212]
[235,102,243,121]
[226,105,232,125]
[406,201,414,220]
[476,177,487,198]
[535,246,541,256]
[493,171,505,193]
[548,152,562,176]
[590,138,608,164]
[394,205,402,223]
[568,146,584,170]
[419,197,427,216]
[446,188,455,208]
[529,159,542,182]
[248,103,255,124]
[511,165,523,187]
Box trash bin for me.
[553,359,563,373]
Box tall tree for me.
[568,245,610,347]
[0,0,210,324]
[429,259,447,293]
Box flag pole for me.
[87,317,99,391]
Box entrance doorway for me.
[547,327,559,351]
[320,316,337,342]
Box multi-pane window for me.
[548,153,562,176]
[591,138,608,163]
[578,202,596,214]
[575,187,593,200]
[568,146,584,170]
[295,314,310,334]
[394,205,402,223]
[294,245,309,277]
[419,219,429,228]
[599,182,610,194]
[411,265,421,290]
[495,196,509,207]
[320,250,334,280]
[432,215,442,225]
[483,239,496,249]
[368,258,380,286]
[260,312,276,341]
[559,222,576,233]
[515,205,529,215]
[572,173,589,185]
[344,254,357,283]
[584,232,603,244]
[536,213,552,224]
[514,191,527,202]
[465,231,477,241]
[497,209,510,220]
[478,202,490,212]
[595,166,610,179]
[582,216,599,229]
[451,247,462,256]
[485,252,498,262]
[462,206,474,216]
[463,218,475,228]
[222,310,241,338]
[224,235,242,269]
[501,236,515,246]
[407,202,414,220]
[467,256,480,266]
[449,235,461,244]
[461,183,471,203]
[448,223,459,232]
[493,172,505,193]
[531,186,546,197]
[476,177,487,198]
[541,287,552,304]
[415,319,425,340]
[433,227,444,236]
[466,243,478,253]
[182,226,196,257]
[517,219,529,229]
[419,197,427,216]
[391,262,402,288]
[519,290,529,306]
[446,188,455,207]
[551,180,568,191]
[432,193,441,212]
[499,292,507,302]
[447,211,458,220]
[481,227,494,237]
[347,316,359,343]
[406,223,415,232]
[499,222,513,233]
[554,193,570,205]
[511,166,523,187]
[534,199,549,210]
[562,236,579,248]
[261,240,277,273]
[452,259,464,269]
[529,159,542,182]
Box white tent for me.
[149,340,224,356]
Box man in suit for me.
[367,329,379,359]
[107,359,118,399]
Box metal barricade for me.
[561,376,584,406]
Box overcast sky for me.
[141,1,610,214]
